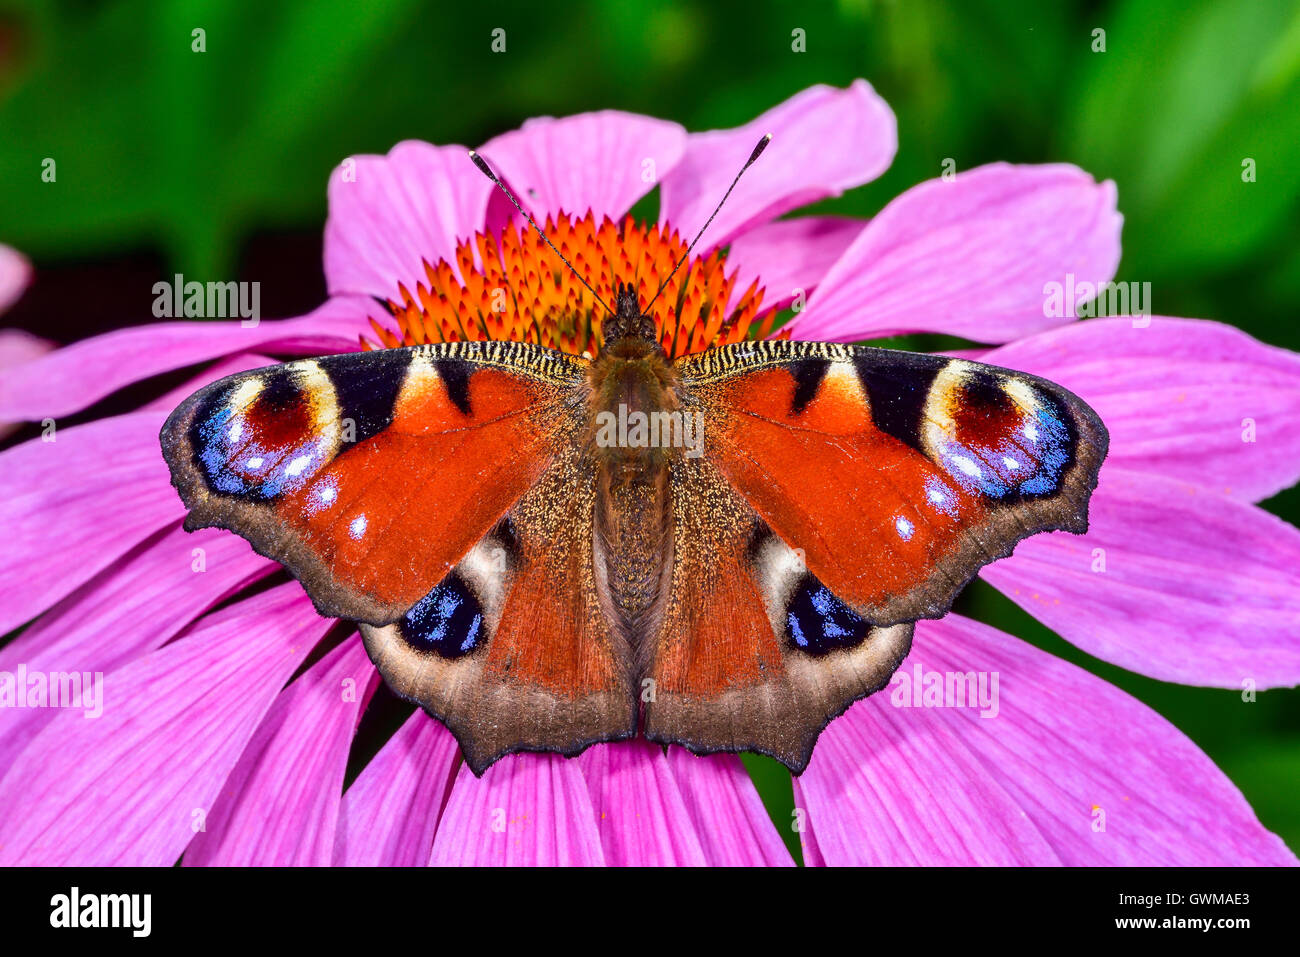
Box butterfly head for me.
[599,283,659,350]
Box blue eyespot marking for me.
[785,575,870,656]
[189,379,330,501]
[935,396,1073,500]
[787,612,806,648]
[399,572,485,659]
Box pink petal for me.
[578,741,708,865]
[987,317,1300,502]
[0,585,329,865]
[0,523,274,773]
[0,329,56,439]
[983,465,1300,688]
[0,328,52,368]
[430,753,606,866]
[944,347,994,361]
[914,615,1294,865]
[790,783,829,866]
[659,81,896,252]
[726,215,867,313]
[0,411,180,635]
[0,295,372,422]
[479,111,685,224]
[0,244,32,314]
[334,709,460,866]
[184,638,376,866]
[798,678,1061,866]
[666,749,793,866]
[793,163,1122,343]
[324,141,494,299]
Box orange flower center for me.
[362,211,788,359]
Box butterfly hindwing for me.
[359,439,638,774]
[641,454,913,772]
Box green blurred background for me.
[1,0,1297,861]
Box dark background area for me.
[2,0,1297,859]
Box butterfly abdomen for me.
[586,342,681,650]
[594,469,674,644]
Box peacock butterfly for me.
[160,138,1107,775]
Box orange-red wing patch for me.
[275,419,543,615]
[679,342,1107,625]
[651,530,783,700]
[647,456,783,701]
[710,365,987,616]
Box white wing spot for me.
[285,454,312,477]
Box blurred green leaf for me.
[1065,0,1300,277]
[0,0,421,275]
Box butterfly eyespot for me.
[784,575,871,657]
[187,363,342,501]
[398,571,485,659]
[748,530,875,657]
[922,362,1075,500]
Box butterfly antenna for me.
[643,133,771,316]
[467,150,615,317]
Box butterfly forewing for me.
[161,342,583,624]
[677,341,1107,626]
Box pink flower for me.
[1,82,1296,866]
